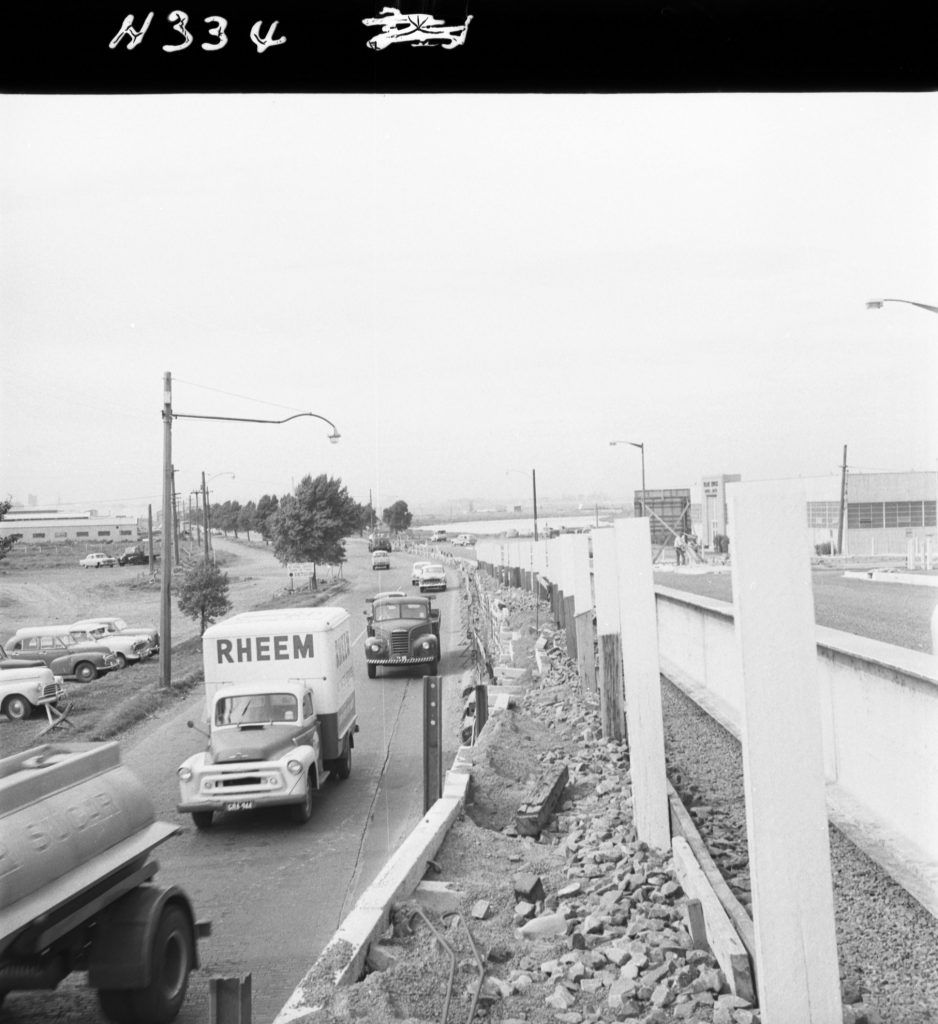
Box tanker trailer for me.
[0,742,209,1023]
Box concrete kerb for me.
[272,672,484,1024]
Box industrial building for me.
[0,507,140,545]
[652,470,938,555]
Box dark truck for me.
[363,594,441,679]
[118,545,159,566]
[367,532,392,553]
[0,742,208,1023]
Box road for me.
[2,540,467,1024]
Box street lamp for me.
[866,298,938,314]
[506,467,539,541]
[610,440,646,518]
[160,371,340,689]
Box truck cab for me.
[177,608,357,830]
[363,594,441,679]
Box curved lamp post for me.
[610,440,646,517]
[160,371,339,688]
[866,298,938,314]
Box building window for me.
[77,531,89,537]
[32,532,46,539]
[847,503,884,529]
[120,529,134,536]
[807,501,839,528]
[926,501,936,528]
[54,532,67,538]
[98,530,111,537]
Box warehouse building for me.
[682,471,936,555]
[0,507,140,545]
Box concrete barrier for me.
[655,584,938,916]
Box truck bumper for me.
[177,794,307,813]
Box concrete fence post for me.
[571,533,597,693]
[614,517,670,850]
[592,527,625,740]
[729,480,843,1023]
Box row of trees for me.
[191,485,412,547]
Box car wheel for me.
[114,653,127,669]
[74,662,98,683]
[333,736,352,780]
[367,662,377,679]
[192,811,213,830]
[290,776,314,823]
[3,694,32,721]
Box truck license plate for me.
[226,800,254,811]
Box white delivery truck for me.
[177,608,357,830]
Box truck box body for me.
[201,608,355,756]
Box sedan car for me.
[4,632,121,682]
[67,624,150,668]
[70,616,159,655]
[411,561,432,586]
[79,552,117,568]
[418,564,447,592]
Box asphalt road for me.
[2,540,466,1024]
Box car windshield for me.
[215,692,298,725]
[374,602,428,621]
[424,565,444,574]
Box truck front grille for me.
[390,630,410,656]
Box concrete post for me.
[614,517,670,850]
[592,528,625,740]
[729,480,843,1023]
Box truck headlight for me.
[177,766,193,781]
[286,760,303,776]
[420,640,431,650]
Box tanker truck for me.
[0,742,208,1023]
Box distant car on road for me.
[453,534,475,547]
[418,564,447,592]
[79,552,116,568]
[411,561,432,586]
[372,550,390,570]
[430,530,447,542]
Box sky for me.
[1,93,936,518]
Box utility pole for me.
[837,445,848,557]
[172,468,181,567]
[160,372,173,689]
[532,468,539,542]
[202,471,210,565]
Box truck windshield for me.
[215,693,298,725]
[374,602,428,622]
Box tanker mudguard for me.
[87,884,200,989]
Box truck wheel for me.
[334,736,352,780]
[3,694,32,721]
[191,811,213,830]
[367,663,377,679]
[74,661,98,683]
[290,776,314,823]
[98,989,134,1023]
[108,904,194,1024]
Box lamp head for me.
[865,300,884,309]
[328,431,341,445]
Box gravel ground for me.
[662,679,938,1023]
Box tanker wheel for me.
[74,661,98,683]
[290,776,314,823]
[3,694,32,721]
[366,663,377,679]
[191,811,213,830]
[98,905,193,1024]
[333,736,352,780]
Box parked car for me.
[453,534,475,547]
[372,550,391,570]
[70,616,160,655]
[4,628,120,683]
[418,564,447,592]
[67,623,151,668]
[117,545,159,566]
[430,530,447,542]
[79,552,117,568]
[411,561,432,586]
[0,643,67,721]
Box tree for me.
[238,500,257,541]
[0,501,22,562]
[268,474,360,582]
[255,494,279,544]
[177,561,232,636]
[382,500,413,533]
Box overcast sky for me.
[1,93,936,516]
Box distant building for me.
[0,506,139,545]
